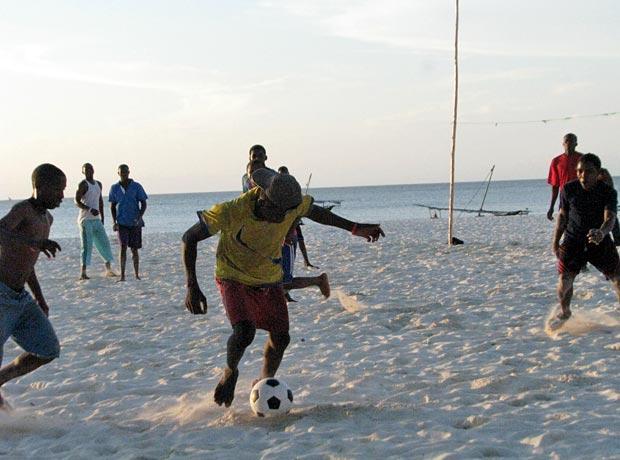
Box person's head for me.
[249,145,267,162]
[118,164,130,181]
[82,163,94,178]
[576,153,601,190]
[598,167,614,187]
[252,169,302,223]
[31,163,66,209]
[246,159,266,188]
[278,166,289,175]
[562,133,578,153]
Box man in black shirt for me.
[551,153,620,327]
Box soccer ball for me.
[250,378,293,417]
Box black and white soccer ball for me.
[250,378,293,417]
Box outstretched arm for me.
[182,221,212,314]
[306,205,384,242]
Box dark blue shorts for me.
[118,225,142,249]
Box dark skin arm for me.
[26,269,49,316]
[75,180,100,217]
[552,207,568,257]
[110,202,118,231]
[295,225,315,267]
[306,205,384,241]
[547,185,559,221]
[98,181,105,225]
[182,222,211,314]
[0,221,61,258]
[138,200,147,224]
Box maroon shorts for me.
[216,278,289,334]
[558,236,620,278]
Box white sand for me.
[1,215,619,459]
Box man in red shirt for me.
[547,133,582,220]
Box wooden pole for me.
[448,0,459,246]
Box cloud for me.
[258,0,620,59]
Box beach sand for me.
[0,215,619,459]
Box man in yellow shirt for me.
[182,169,384,407]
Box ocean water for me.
[0,178,603,239]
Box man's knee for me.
[232,321,256,348]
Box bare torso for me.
[0,200,52,291]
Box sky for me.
[1,0,619,198]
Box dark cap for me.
[252,168,303,210]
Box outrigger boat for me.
[413,165,530,218]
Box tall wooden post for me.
[448,0,459,246]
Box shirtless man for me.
[551,154,620,328]
[0,164,65,408]
[182,168,384,408]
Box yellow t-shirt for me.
[199,188,314,286]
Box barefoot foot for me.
[79,273,90,280]
[105,269,118,278]
[318,273,330,298]
[214,368,239,407]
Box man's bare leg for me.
[119,246,127,281]
[283,273,330,298]
[104,261,117,277]
[131,248,140,280]
[214,321,255,407]
[256,331,290,385]
[557,272,577,319]
[610,272,620,304]
[79,264,90,280]
[0,353,54,408]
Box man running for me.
[75,163,116,279]
[551,153,620,328]
[182,168,384,407]
[0,164,65,408]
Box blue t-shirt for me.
[109,180,148,226]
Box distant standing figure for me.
[547,133,582,221]
[598,168,620,245]
[278,166,325,302]
[242,145,268,193]
[0,164,65,409]
[75,163,116,280]
[109,164,148,281]
[551,153,620,327]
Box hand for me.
[587,228,604,245]
[89,208,100,217]
[36,239,62,258]
[113,223,119,232]
[552,242,560,258]
[185,285,208,314]
[37,299,50,317]
[352,223,385,242]
[546,209,554,221]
